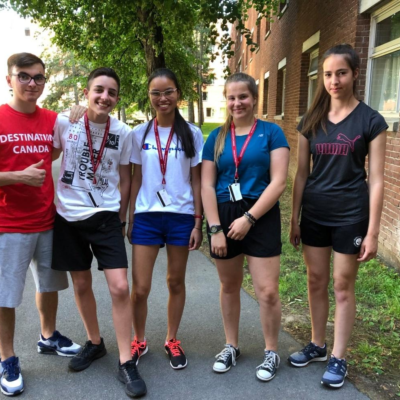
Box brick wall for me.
[229,0,400,269]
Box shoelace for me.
[3,359,20,381]
[166,339,184,357]
[122,362,141,382]
[131,340,146,356]
[257,351,280,371]
[326,357,345,374]
[301,343,315,354]
[215,345,237,366]
[52,331,73,348]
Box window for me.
[206,108,212,117]
[279,0,289,17]
[220,107,226,117]
[25,28,30,36]
[282,69,286,115]
[367,1,400,122]
[202,92,208,101]
[308,50,319,107]
[276,59,286,117]
[263,74,269,116]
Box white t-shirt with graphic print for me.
[54,113,132,221]
[130,121,203,215]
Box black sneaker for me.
[68,338,107,372]
[118,360,147,398]
[164,339,187,369]
[256,350,280,381]
[288,342,327,367]
[213,344,241,373]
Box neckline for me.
[327,101,361,127]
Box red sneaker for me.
[130,337,148,365]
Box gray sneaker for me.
[288,342,327,367]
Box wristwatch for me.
[209,225,223,235]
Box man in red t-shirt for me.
[0,53,80,397]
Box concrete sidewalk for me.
[14,244,369,400]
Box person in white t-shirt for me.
[52,67,146,398]
[128,68,203,370]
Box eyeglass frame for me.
[10,73,47,86]
[148,88,178,98]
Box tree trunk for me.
[121,106,126,123]
[188,99,195,123]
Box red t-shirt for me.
[0,104,57,233]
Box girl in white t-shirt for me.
[128,68,203,370]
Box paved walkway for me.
[15,246,369,400]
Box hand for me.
[289,221,301,250]
[69,105,87,123]
[211,232,227,257]
[21,160,46,187]
[189,228,202,251]
[357,234,378,262]
[227,216,251,241]
[127,221,133,244]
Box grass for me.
[197,122,221,142]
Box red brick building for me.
[229,0,400,268]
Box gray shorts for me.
[0,230,69,308]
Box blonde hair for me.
[214,73,258,162]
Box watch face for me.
[210,225,221,233]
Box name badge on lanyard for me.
[154,118,174,207]
[228,119,258,202]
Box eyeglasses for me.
[148,88,178,98]
[11,73,47,86]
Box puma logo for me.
[337,133,361,152]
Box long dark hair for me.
[301,44,360,136]
[141,68,195,158]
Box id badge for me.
[228,183,243,202]
[156,188,172,207]
[88,190,104,208]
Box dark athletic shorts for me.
[300,216,369,255]
[131,212,194,247]
[52,211,128,271]
[207,199,282,260]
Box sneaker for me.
[164,339,187,369]
[37,330,81,357]
[321,355,348,388]
[118,359,147,398]
[0,359,3,376]
[213,344,241,373]
[131,338,148,366]
[0,356,24,397]
[256,350,280,381]
[288,342,327,367]
[68,338,107,372]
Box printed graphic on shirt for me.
[142,142,184,153]
[0,133,52,154]
[60,122,119,207]
[316,133,361,155]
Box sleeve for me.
[202,127,220,162]
[190,126,204,167]
[129,124,145,165]
[269,123,290,151]
[368,110,388,142]
[119,126,133,165]
[53,113,71,149]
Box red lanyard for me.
[84,113,110,184]
[231,119,258,181]
[154,118,175,186]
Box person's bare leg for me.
[131,244,159,341]
[0,307,15,360]
[36,291,57,338]
[303,245,332,347]
[70,270,101,344]
[104,268,132,364]
[165,245,189,341]
[215,255,244,347]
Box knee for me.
[167,276,185,296]
[333,278,353,304]
[308,271,329,294]
[257,286,280,307]
[109,280,130,301]
[220,281,241,295]
[132,284,151,302]
[72,278,92,296]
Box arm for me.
[119,164,132,237]
[68,105,87,123]
[52,147,62,161]
[188,163,203,251]
[357,131,386,262]
[227,147,290,240]
[0,160,46,187]
[201,159,227,257]
[290,135,311,249]
[127,163,142,244]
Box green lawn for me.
[197,122,221,142]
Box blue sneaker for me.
[288,342,327,367]
[0,359,3,376]
[37,330,81,357]
[321,355,348,388]
[0,356,24,396]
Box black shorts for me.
[300,216,369,255]
[207,199,282,259]
[52,211,128,271]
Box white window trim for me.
[302,31,320,53]
[264,71,270,79]
[278,57,287,70]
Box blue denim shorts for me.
[131,212,195,247]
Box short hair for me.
[7,53,45,75]
[87,67,120,93]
